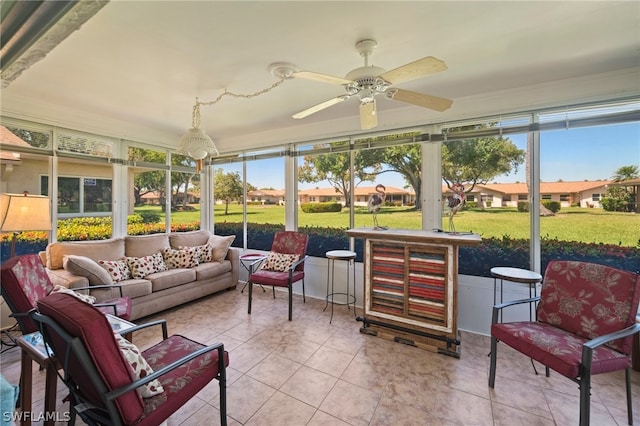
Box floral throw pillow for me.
[126,252,167,279]
[163,247,198,269]
[191,244,213,263]
[98,259,131,283]
[261,252,300,272]
[113,333,164,398]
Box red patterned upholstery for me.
[0,254,54,334]
[247,231,309,320]
[34,293,229,426]
[0,254,131,333]
[489,260,640,426]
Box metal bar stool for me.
[324,250,357,324]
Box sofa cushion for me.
[194,261,232,281]
[98,259,132,283]
[162,248,198,269]
[125,234,170,258]
[117,279,153,299]
[47,238,125,270]
[148,269,196,292]
[169,230,211,249]
[64,255,114,285]
[207,235,235,262]
[126,253,167,279]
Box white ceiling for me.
[1,1,639,154]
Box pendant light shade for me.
[178,127,218,160]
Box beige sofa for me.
[41,230,239,320]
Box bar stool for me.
[324,250,357,324]
[491,266,543,322]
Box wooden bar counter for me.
[347,228,481,358]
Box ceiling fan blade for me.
[291,71,353,85]
[386,88,453,112]
[379,56,447,85]
[292,95,351,119]
[360,99,378,130]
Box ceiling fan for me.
[282,39,453,130]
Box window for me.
[560,194,570,202]
[542,194,552,200]
[592,193,601,201]
[41,175,112,216]
[518,194,528,201]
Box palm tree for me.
[611,165,639,182]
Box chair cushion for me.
[250,269,305,287]
[37,293,144,424]
[95,296,133,321]
[0,254,55,334]
[537,260,640,354]
[492,321,631,379]
[137,335,229,426]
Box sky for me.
[215,121,640,190]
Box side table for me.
[240,253,267,294]
[491,267,542,322]
[324,250,357,324]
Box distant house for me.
[248,189,285,205]
[444,181,614,208]
[298,185,416,207]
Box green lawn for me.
[138,204,639,247]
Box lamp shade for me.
[0,193,52,232]
[178,127,219,160]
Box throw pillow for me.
[162,247,198,269]
[126,252,167,279]
[63,255,114,285]
[207,235,235,262]
[51,284,97,304]
[180,244,213,263]
[262,252,300,272]
[98,259,131,283]
[113,333,164,398]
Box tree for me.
[611,165,639,182]
[130,148,167,205]
[442,137,525,192]
[214,169,243,215]
[298,141,380,207]
[377,144,422,208]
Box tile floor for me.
[1,286,638,425]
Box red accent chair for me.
[489,260,640,426]
[247,231,309,321]
[30,292,228,426]
[1,254,132,334]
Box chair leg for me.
[626,368,633,425]
[219,371,227,426]
[247,282,253,314]
[489,335,498,388]
[288,285,293,321]
[579,369,591,426]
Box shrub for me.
[301,202,342,213]
[517,201,529,212]
[465,201,478,209]
[542,200,561,213]
[139,211,162,223]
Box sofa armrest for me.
[227,247,240,286]
[46,268,89,289]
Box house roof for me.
[299,186,410,197]
[1,2,637,153]
[0,125,31,162]
[479,181,613,194]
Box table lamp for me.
[0,192,51,258]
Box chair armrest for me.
[581,322,640,368]
[104,341,225,401]
[94,302,118,316]
[117,319,168,340]
[491,296,540,324]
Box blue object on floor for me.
[0,373,18,426]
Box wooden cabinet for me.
[347,228,481,358]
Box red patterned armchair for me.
[489,260,640,426]
[1,254,131,335]
[247,231,309,321]
[30,293,228,426]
